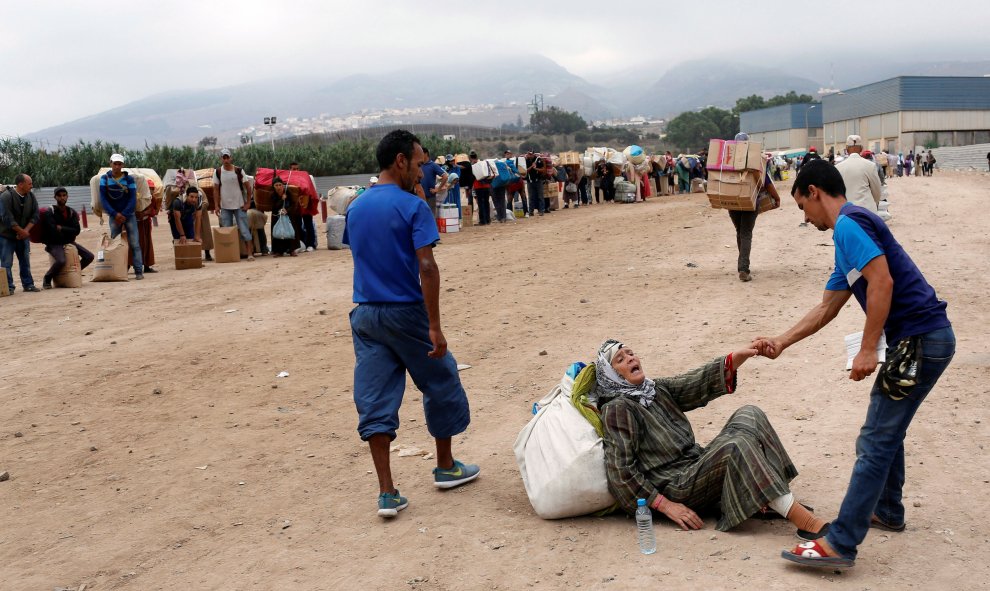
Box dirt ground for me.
[2,171,988,591]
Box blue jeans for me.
[527,180,544,214]
[109,214,143,273]
[220,208,251,242]
[826,325,955,560]
[1,235,34,291]
[301,214,317,249]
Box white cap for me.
[110,153,125,163]
[369,176,379,184]
[846,134,863,147]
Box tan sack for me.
[91,234,129,282]
[49,244,83,288]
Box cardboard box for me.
[439,204,459,220]
[559,151,581,166]
[437,218,460,233]
[1,276,9,296]
[213,226,241,263]
[707,139,765,172]
[174,241,203,270]
[549,195,560,211]
[706,169,761,211]
[461,205,474,227]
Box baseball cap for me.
[220,148,231,157]
[808,146,817,152]
[734,132,750,141]
[110,153,125,163]
[54,186,68,195]
[444,153,454,161]
[369,176,379,184]
[862,150,874,158]
[846,134,863,147]
[504,149,513,155]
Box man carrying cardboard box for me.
[724,133,780,282]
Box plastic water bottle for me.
[636,498,656,555]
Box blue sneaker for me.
[377,490,408,518]
[433,460,480,489]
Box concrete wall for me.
[930,143,990,171]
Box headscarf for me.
[592,339,656,408]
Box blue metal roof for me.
[740,103,822,133]
[823,76,990,123]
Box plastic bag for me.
[273,212,295,240]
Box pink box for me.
[707,139,764,172]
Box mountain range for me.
[28,55,990,148]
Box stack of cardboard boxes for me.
[437,204,460,234]
[705,139,765,211]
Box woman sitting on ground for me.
[594,338,826,539]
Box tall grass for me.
[1,134,470,186]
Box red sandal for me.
[781,539,854,569]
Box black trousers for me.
[728,210,758,273]
[45,242,95,281]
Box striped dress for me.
[600,357,797,531]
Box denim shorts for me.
[350,303,470,441]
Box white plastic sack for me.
[327,186,360,215]
[513,375,614,519]
[325,215,348,250]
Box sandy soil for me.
[2,171,988,591]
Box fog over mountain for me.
[25,56,990,148]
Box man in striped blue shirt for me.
[99,153,143,279]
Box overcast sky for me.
[3,0,988,138]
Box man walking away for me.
[344,129,480,519]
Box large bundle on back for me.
[705,139,765,211]
[253,168,318,213]
[89,168,157,220]
[162,168,206,209]
[327,186,362,215]
[194,169,217,209]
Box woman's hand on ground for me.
[661,501,704,530]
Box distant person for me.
[169,186,202,244]
[270,177,302,257]
[525,151,546,215]
[760,159,953,569]
[836,135,882,213]
[456,152,476,210]
[0,173,41,292]
[128,177,159,274]
[289,162,317,252]
[41,187,95,288]
[419,148,447,218]
[903,150,914,176]
[924,150,935,176]
[726,133,780,282]
[472,155,493,226]
[914,152,922,177]
[99,154,144,279]
[803,147,822,167]
[986,151,989,171]
[343,129,479,519]
[212,149,254,261]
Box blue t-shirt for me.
[419,161,446,196]
[825,202,950,343]
[343,183,440,303]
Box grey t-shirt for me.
[213,167,245,210]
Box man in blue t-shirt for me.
[755,160,954,569]
[343,129,479,519]
[418,147,447,218]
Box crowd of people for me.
[0,153,327,294]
